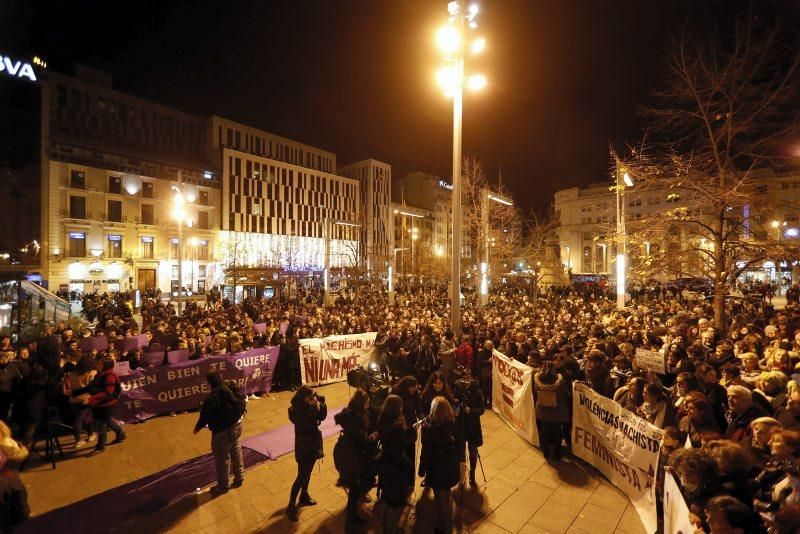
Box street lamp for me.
[324,218,360,306]
[615,169,633,310]
[436,0,485,337]
[171,178,194,314]
[480,188,513,307]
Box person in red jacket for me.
[85,358,126,454]
[455,334,474,375]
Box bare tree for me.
[518,211,563,295]
[219,232,248,301]
[620,12,800,329]
[461,158,525,285]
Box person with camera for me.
[193,371,246,496]
[286,386,327,521]
[420,396,463,534]
[376,394,415,533]
[453,369,485,486]
[334,389,377,526]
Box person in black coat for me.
[420,396,463,534]
[377,394,415,534]
[286,386,327,521]
[453,371,484,486]
[333,390,376,526]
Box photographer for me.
[333,390,377,526]
[453,369,485,487]
[193,371,246,496]
[286,386,327,522]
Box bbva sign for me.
[0,54,37,82]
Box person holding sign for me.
[533,361,571,461]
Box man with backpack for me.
[86,358,126,454]
[194,371,246,496]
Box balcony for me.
[60,208,93,221]
[133,216,159,226]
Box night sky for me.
[2,0,798,215]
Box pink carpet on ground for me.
[241,406,342,458]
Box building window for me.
[108,176,122,194]
[107,200,122,222]
[196,240,208,260]
[107,235,122,258]
[198,210,209,230]
[170,238,179,259]
[70,170,86,189]
[142,182,154,198]
[141,237,154,259]
[68,232,86,257]
[141,204,154,225]
[69,196,86,219]
[199,190,209,206]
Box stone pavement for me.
[24,381,647,533]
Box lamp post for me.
[171,176,194,315]
[615,168,634,310]
[771,219,785,294]
[480,188,513,307]
[436,1,485,337]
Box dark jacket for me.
[420,421,463,490]
[725,404,769,443]
[289,401,327,462]
[377,419,415,506]
[333,408,373,488]
[194,385,243,434]
[87,371,119,408]
[533,372,571,423]
[0,469,29,532]
[455,380,484,446]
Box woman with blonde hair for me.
[0,420,29,531]
[420,396,463,534]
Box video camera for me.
[346,364,390,407]
[452,376,478,416]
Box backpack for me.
[223,382,247,420]
[333,433,361,483]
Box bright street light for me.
[466,74,487,91]
[471,37,486,54]
[171,179,194,313]
[623,172,634,188]
[436,0,485,337]
[480,189,513,307]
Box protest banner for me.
[634,348,666,374]
[113,360,131,377]
[78,336,108,353]
[116,347,280,423]
[491,349,538,446]
[253,323,267,334]
[572,382,663,533]
[664,472,694,534]
[299,332,377,387]
[140,352,164,367]
[114,334,150,353]
[166,349,190,365]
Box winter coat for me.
[0,469,29,532]
[289,401,327,462]
[455,381,484,446]
[88,371,119,408]
[333,408,373,488]
[420,421,463,490]
[377,420,415,506]
[533,372,571,423]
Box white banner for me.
[664,472,694,534]
[572,382,663,534]
[634,348,666,374]
[491,349,538,446]
[299,332,377,387]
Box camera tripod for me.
[23,406,70,471]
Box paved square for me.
[24,381,646,533]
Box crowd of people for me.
[2,277,800,532]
